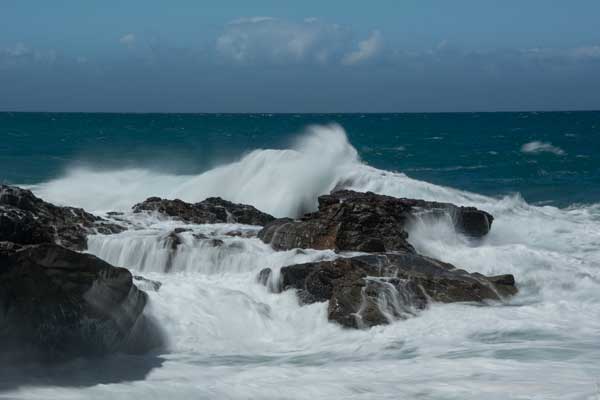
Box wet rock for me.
[278,253,517,329]
[0,185,124,251]
[164,230,185,251]
[132,196,275,226]
[257,268,272,286]
[0,242,156,361]
[258,190,494,252]
[133,275,162,292]
[207,238,224,247]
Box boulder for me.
[258,190,493,252]
[262,253,516,329]
[0,185,124,250]
[0,242,159,361]
[132,196,275,226]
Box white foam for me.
[521,141,566,155]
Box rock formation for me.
[132,196,275,226]
[0,185,123,251]
[258,190,515,329]
[260,253,515,328]
[258,190,493,252]
[0,242,159,361]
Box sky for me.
[1,0,600,112]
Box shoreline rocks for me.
[258,190,516,329]
[0,185,124,251]
[261,253,516,328]
[1,183,516,337]
[0,242,160,361]
[132,196,275,226]
[258,190,493,253]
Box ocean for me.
[1,112,600,399]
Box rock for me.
[0,242,158,361]
[258,190,494,252]
[257,268,272,286]
[0,185,124,251]
[207,238,225,247]
[164,230,185,251]
[132,196,275,226]
[269,253,516,329]
[133,275,162,292]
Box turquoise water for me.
[2,111,599,207]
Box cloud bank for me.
[1,17,599,112]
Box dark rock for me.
[0,242,158,361]
[257,268,272,286]
[133,275,162,292]
[258,190,494,253]
[164,230,184,251]
[132,196,275,226]
[277,253,517,329]
[0,185,124,251]
[207,238,225,247]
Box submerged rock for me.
[133,275,162,292]
[263,253,516,329]
[0,185,124,250]
[132,196,275,226]
[258,190,494,252]
[0,242,160,361]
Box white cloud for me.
[0,43,57,67]
[216,17,350,65]
[119,33,136,46]
[6,42,30,57]
[342,30,382,65]
[570,45,600,59]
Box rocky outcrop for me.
[132,196,275,226]
[0,242,160,362]
[0,185,124,250]
[258,190,493,252]
[261,253,516,328]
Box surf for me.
[15,123,600,399]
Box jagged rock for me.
[257,268,272,286]
[207,238,225,247]
[164,230,185,251]
[259,190,493,252]
[132,196,275,226]
[133,275,162,292]
[0,242,160,361]
[262,253,516,329]
[0,185,124,250]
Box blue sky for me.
[1,1,600,112]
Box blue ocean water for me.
[2,111,599,207]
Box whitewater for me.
[4,124,600,399]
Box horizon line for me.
[1,109,599,115]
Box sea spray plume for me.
[172,123,360,217]
[32,124,360,217]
